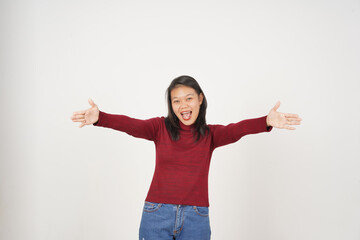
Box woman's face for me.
[171,85,204,126]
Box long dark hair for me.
[164,75,209,142]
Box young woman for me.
[70,75,302,240]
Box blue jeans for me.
[139,201,211,240]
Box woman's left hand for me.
[266,101,302,130]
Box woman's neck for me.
[179,120,195,131]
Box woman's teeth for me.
[181,111,192,120]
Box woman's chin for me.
[180,119,195,126]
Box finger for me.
[284,113,299,118]
[71,114,85,120]
[79,122,86,128]
[283,125,296,130]
[73,110,86,115]
[286,121,301,125]
[88,98,96,107]
[277,122,297,129]
[287,118,302,124]
[286,116,302,120]
[72,118,85,122]
[272,101,280,111]
[72,112,84,118]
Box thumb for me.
[88,98,96,107]
[272,101,280,112]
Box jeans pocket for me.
[193,206,209,217]
[143,201,162,213]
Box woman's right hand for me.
[70,98,100,128]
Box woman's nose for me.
[180,101,188,108]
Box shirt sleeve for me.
[92,110,162,142]
[210,115,272,150]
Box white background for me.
[1,0,360,239]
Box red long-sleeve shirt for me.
[93,111,273,207]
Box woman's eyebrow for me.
[172,93,194,99]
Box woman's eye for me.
[187,98,192,101]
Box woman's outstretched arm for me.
[70,98,161,141]
[210,101,302,150]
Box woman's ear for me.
[199,93,204,105]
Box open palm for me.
[70,98,100,128]
[266,101,302,130]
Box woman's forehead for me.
[171,86,196,99]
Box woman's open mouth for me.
[181,111,192,121]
